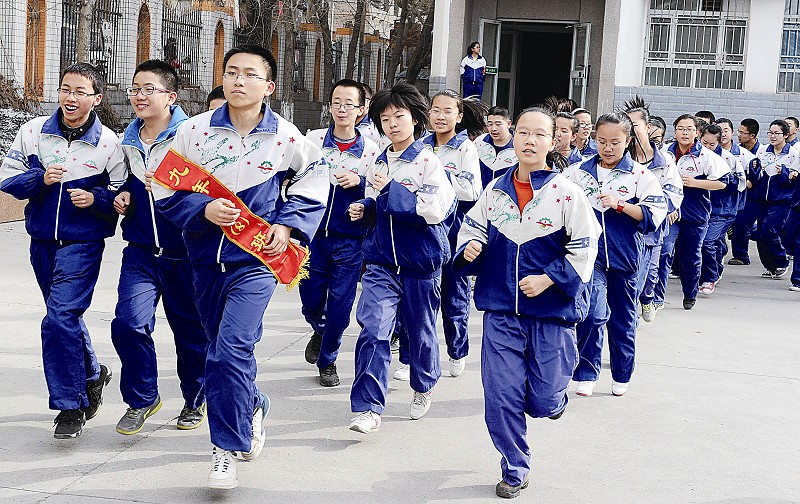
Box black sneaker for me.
[319,363,340,387]
[116,396,163,435]
[83,364,112,420]
[727,258,749,265]
[54,409,85,439]
[683,298,696,310]
[773,267,787,279]
[496,476,529,499]
[304,332,322,364]
[548,407,565,420]
[176,402,206,430]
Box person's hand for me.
[519,274,554,297]
[335,171,361,189]
[263,224,290,256]
[682,175,696,188]
[789,171,798,180]
[44,165,65,186]
[668,210,679,224]
[372,171,390,192]
[597,192,619,209]
[776,165,783,174]
[144,170,155,192]
[114,191,131,215]
[463,240,482,262]
[205,198,240,226]
[348,202,364,221]
[67,188,94,208]
[746,180,753,189]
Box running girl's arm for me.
[453,186,490,275]
[451,141,483,202]
[0,126,46,200]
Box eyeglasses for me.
[222,71,269,82]
[329,103,361,111]
[58,88,97,99]
[675,127,697,133]
[126,86,172,97]
[767,131,785,136]
[516,130,552,141]
[578,122,592,129]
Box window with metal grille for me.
[644,0,749,89]
[780,0,800,92]
[162,0,203,88]
[60,0,123,87]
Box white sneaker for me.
[790,284,800,292]
[393,364,410,381]
[241,393,270,461]
[349,411,381,433]
[410,390,432,419]
[208,446,238,489]
[641,302,656,323]
[611,381,629,396]
[449,357,465,377]
[574,381,595,397]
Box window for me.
[780,0,800,92]
[60,0,123,87]
[161,1,203,87]
[644,0,750,89]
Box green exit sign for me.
[485,66,498,75]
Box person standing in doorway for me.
[460,42,486,100]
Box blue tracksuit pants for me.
[786,210,800,286]
[700,215,735,284]
[350,264,441,415]
[463,81,484,100]
[441,259,471,361]
[573,265,638,383]
[111,245,207,410]
[756,203,791,271]
[636,242,661,305]
[299,234,363,369]
[482,311,577,487]
[731,200,757,262]
[660,219,708,300]
[193,264,277,452]
[654,220,679,305]
[29,239,103,411]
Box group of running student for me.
[3,40,798,499]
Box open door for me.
[569,23,590,106]
[479,19,501,105]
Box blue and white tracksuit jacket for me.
[152,103,329,452]
[111,106,207,410]
[350,139,456,415]
[356,115,390,151]
[579,137,598,157]
[730,143,759,261]
[0,109,125,411]
[300,126,378,369]
[564,153,667,384]
[454,167,600,488]
[475,133,518,188]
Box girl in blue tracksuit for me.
[455,107,600,498]
[347,82,456,433]
[564,112,667,397]
[460,42,486,99]
[475,106,517,188]
[656,115,729,310]
[554,110,584,170]
[301,79,379,387]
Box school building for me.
[431,0,800,129]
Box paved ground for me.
[0,220,798,504]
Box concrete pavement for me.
[0,220,798,503]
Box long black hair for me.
[466,41,481,57]
[431,89,488,138]
[368,82,429,140]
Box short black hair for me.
[330,79,365,105]
[649,116,666,131]
[133,59,179,92]
[702,123,722,141]
[786,116,799,129]
[360,82,374,99]
[715,117,734,131]
[206,85,225,108]
[673,114,700,129]
[556,111,578,134]
[740,118,759,135]
[770,119,790,136]
[695,110,716,124]
[368,82,429,139]
[487,106,511,120]
[61,62,106,95]
[222,45,277,81]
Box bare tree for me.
[405,0,434,84]
[345,0,367,80]
[386,0,410,85]
[76,0,96,62]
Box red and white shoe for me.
[699,282,715,295]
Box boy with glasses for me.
[572,108,598,157]
[110,60,208,435]
[0,63,125,439]
[300,79,378,387]
[730,118,762,265]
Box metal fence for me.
[162,0,203,88]
[60,0,124,87]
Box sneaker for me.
[54,409,85,439]
[349,410,381,433]
[393,363,410,381]
[574,381,595,397]
[548,407,565,420]
[319,362,340,387]
[390,333,400,354]
[207,446,238,490]
[449,357,465,377]
[496,476,529,499]
[116,396,163,435]
[683,298,696,310]
[410,390,432,420]
[176,402,206,430]
[728,258,749,265]
[654,302,665,312]
[761,269,774,278]
[83,364,112,420]
[611,381,629,396]
[699,282,715,295]
[773,267,787,279]
[241,393,270,461]
[304,331,322,364]
[790,284,800,292]
[641,302,656,323]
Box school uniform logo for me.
[617,185,629,196]
[257,161,274,174]
[535,217,554,229]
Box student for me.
[347,82,455,433]
[206,85,226,111]
[420,89,484,377]
[785,116,799,147]
[152,45,328,489]
[656,115,728,310]
[0,63,124,439]
[751,120,797,278]
[695,110,716,128]
[564,112,667,397]
[554,110,583,169]
[110,60,208,435]
[649,116,667,148]
[454,106,600,499]
[729,118,762,264]
[623,97,683,323]
[301,79,379,387]
[475,106,517,188]
[572,108,598,157]
[460,41,486,99]
[698,123,746,294]
[355,82,385,148]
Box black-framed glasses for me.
[222,71,269,82]
[329,103,362,111]
[58,88,97,99]
[126,86,173,97]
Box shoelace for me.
[123,407,147,419]
[412,393,429,407]
[212,449,230,471]
[353,411,374,424]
